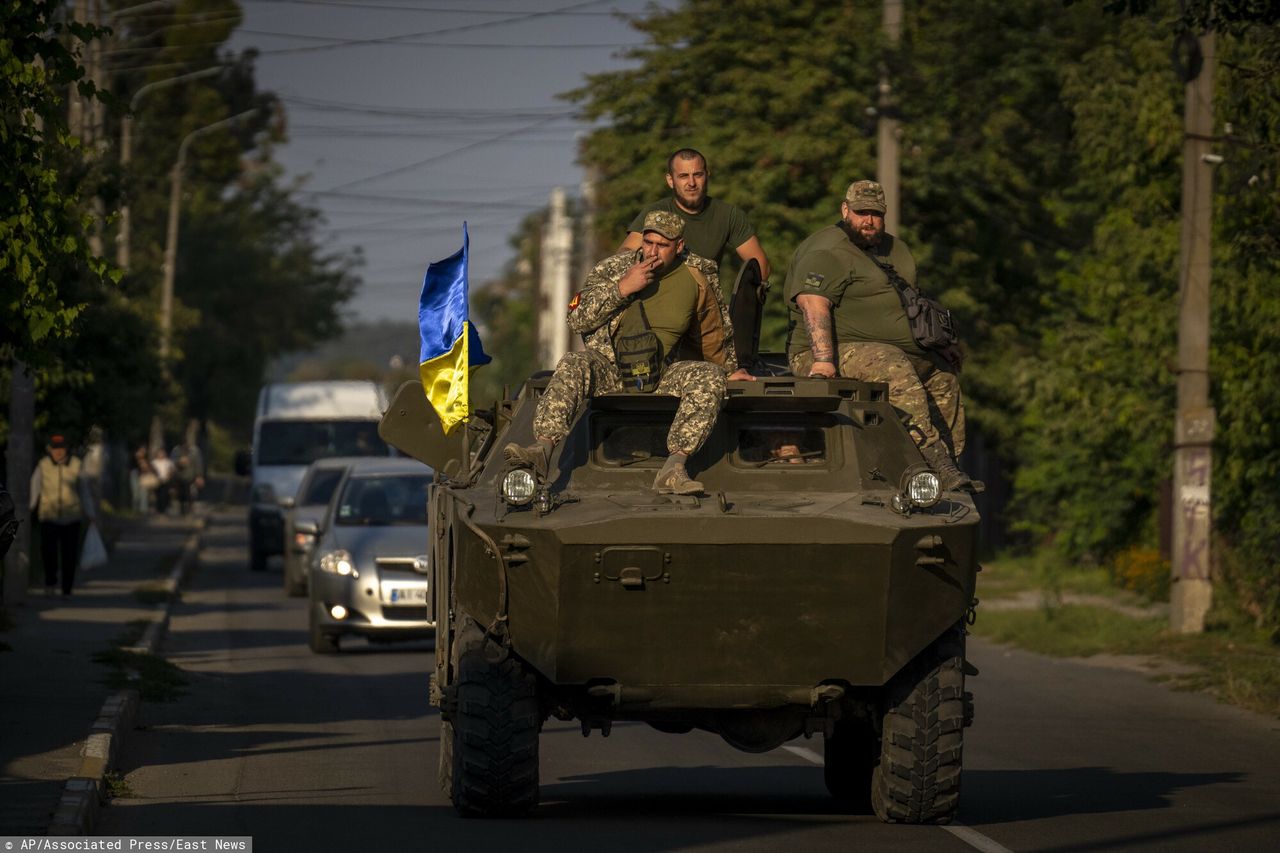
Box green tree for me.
[1,1,114,369]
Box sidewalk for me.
[0,512,202,835]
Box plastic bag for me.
[80,522,107,571]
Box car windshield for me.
[299,468,345,505]
[258,420,388,466]
[335,474,431,526]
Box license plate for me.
[382,585,428,605]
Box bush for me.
[1107,546,1170,602]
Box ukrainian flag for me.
[418,224,491,433]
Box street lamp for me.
[117,65,225,271]
[159,108,259,362]
[148,108,258,455]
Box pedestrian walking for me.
[29,433,96,595]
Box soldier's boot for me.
[503,439,552,479]
[922,442,983,494]
[653,454,704,496]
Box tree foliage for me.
[1,1,115,367]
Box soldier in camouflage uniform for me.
[506,211,753,495]
[785,180,975,491]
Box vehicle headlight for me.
[907,470,942,507]
[319,549,357,577]
[500,468,537,506]
[892,464,941,514]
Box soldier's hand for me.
[727,367,756,382]
[807,361,837,379]
[618,256,660,296]
[940,344,964,372]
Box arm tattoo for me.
[802,302,835,362]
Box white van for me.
[237,381,391,572]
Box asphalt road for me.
[97,510,1280,852]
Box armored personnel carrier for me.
[379,343,981,822]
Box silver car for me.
[306,457,434,653]
[282,457,358,597]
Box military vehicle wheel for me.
[308,607,339,654]
[871,628,966,824]
[438,719,455,798]
[451,636,540,817]
[824,717,877,811]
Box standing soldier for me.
[506,211,753,495]
[619,148,771,289]
[785,180,975,491]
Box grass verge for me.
[93,621,187,702]
[975,556,1280,718]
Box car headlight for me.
[892,464,941,514]
[319,549,357,577]
[500,468,537,506]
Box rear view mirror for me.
[294,519,319,536]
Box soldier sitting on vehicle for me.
[505,210,753,496]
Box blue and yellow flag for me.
[418,224,491,433]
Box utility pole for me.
[877,0,903,235]
[151,109,257,453]
[572,168,599,353]
[1171,31,1217,634]
[537,188,573,368]
[118,66,224,271]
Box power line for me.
[249,0,622,56]
[319,114,566,193]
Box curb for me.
[47,518,206,836]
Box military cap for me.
[844,180,887,214]
[642,210,684,240]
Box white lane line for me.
[942,823,1015,853]
[782,744,1015,853]
[782,745,824,765]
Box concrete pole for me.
[877,0,903,235]
[159,109,258,363]
[117,65,225,271]
[572,168,599,353]
[537,188,573,368]
[1170,32,1217,634]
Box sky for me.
[224,0,660,324]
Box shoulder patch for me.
[568,292,581,311]
[803,272,825,288]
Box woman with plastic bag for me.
[29,433,98,596]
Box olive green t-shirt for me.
[628,262,700,355]
[784,224,922,358]
[628,197,755,270]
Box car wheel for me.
[450,630,540,818]
[824,716,877,812]
[308,605,339,654]
[871,626,966,824]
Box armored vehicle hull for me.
[382,372,980,823]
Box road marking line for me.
[782,745,1015,852]
[782,745,824,764]
[942,823,1015,853]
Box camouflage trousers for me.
[791,343,966,455]
[534,350,726,454]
